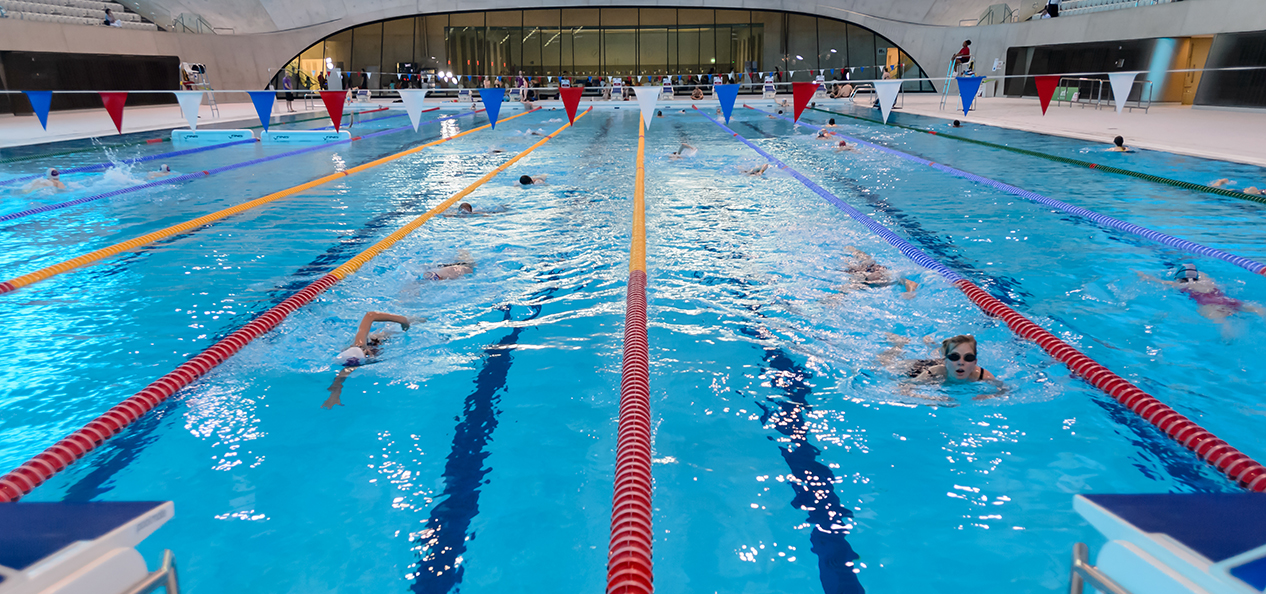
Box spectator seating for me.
[1055,0,1175,17]
[0,0,158,30]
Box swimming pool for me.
[1,101,1263,593]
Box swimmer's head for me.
[828,118,836,125]
[1173,263,1199,283]
[656,110,662,116]
[941,335,980,381]
[1114,136,1124,147]
[952,120,961,127]
[336,346,367,367]
[46,168,59,179]
[837,140,847,147]
[519,175,533,185]
[777,110,784,115]
[459,203,473,213]
[159,164,170,172]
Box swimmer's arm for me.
[322,367,355,409]
[1135,271,1176,286]
[972,373,1007,400]
[353,311,410,346]
[900,278,918,299]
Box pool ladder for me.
[1069,543,1132,594]
[123,549,181,594]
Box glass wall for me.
[277,8,932,92]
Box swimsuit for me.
[1184,287,1242,311]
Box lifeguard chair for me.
[762,75,777,99]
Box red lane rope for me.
[953,279,1266,492]
[608,269,654,594]
[0,274,339,501]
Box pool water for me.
[1,102,1263,593]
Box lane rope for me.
[0,138,255,188]
[806,106,1266,206]
[0,108,591,503]
[608,123,654,594]
[699,107,1266,492]
[0,108,520,295]
[753,106,1266,276]
[0,109,484,222]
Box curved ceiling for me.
[124,0,1000,35]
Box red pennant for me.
[319,91,346,132]
[99,92,127,134]
[561,87,583,124]
[791,82,818,123]
[1035,75,1061,115]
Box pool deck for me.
[890,94,1266,169]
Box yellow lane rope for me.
[630,124,647,273]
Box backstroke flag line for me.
[247,91,275,132]
[956,76,984,116]
[634,87,660,130]
[478,88,505,129]
[1109,72,1140,114]
[1035,75,1061,115]
[24,91,52,131]
[173,91,203,130]
[561,87,583,124]
[874,80,903,124]
[714,84,739,124]
[397,89,430,131]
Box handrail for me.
[122,549,180,594]
[1069,543,1132,594]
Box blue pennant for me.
[478,88,505,129]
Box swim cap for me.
[160,164,170,172]
[336,346,366,366]
[47,168,59,178]
[519,175,533,185]
[1173,264,1199,282]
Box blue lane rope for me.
[693,108,964,283]
[0,139,256,188]
[750,106,1266,276]
[0,110,481,223]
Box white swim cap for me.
[336,346,367,366]
[47,168,59,178]
[160,164,170,172]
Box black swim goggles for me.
[946,352,976,362]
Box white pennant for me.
[873,80,903,124]
[173,91,203,130]
[548,76,553,82]
[1108,72,1140,114]
[634,87,660,131]
[398,89,430,132]
[637,75,642,82]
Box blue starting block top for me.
[1076,494,1266,593]
[0,501,172,592]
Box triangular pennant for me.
[99,92,128,134]
[637,75,642,82]
[561,87,583,124]
[714,84,739,124]
[1035,75,1060,115]
[23,91,52,131]
[247,90,276,131]
[1109,72,1139,114]
[398,89,430,131]
[478,88,505,129]
[634,87,660,130]
[791,82,818,123]
[873,80,903,124]
[956,76,984,116]
[173,91,203,130]
[319,91,346,131]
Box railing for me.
[1068,543,1132,594]
[123,549,181,594]
[1054,76,1153,112]
[170,12,214,33]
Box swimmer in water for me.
[670,143,698,159]
[824,118,837,128]
[815,129,835,139]
[881,334,1004,401]
[422,250,476,281]
[22,168,67,193]
[324,311,414,408]
[1210,178,1235,188]
[740,163,770,176]
[1107,136,1131,152]
[1139,264,1266,325]
[147,164,172,179]
[835,140,856,153]
[656,110,664,118]
[951,120,962,128]
[830,246,917,298]
[691,87,704,100]
[444,202,508,217]
[715,107,723,116]
[518,174,548,186]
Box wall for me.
[2,0,1265,97]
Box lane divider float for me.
[806,106,1266,206]
[0,107,589,502]
[608,123,653,594]
[754,106,1266,276]
[700,107,1266,492]
[0,109,484,223]
[0,108,520,295]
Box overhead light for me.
[795,55,803,60]
[830,49,837,53]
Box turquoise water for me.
[1,103,1263,593]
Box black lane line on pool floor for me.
[718,117,1231,492]
[52,137,522,501]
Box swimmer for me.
[740,163,770,176]
[1245,187,1264,196]
[830,246,917,298]
[488,148,506,154]
[1107,135,1131,152]
[835,140,856,153]
[824,118,837,128]
[324,311,414,408]
[656,110,664,118]
[715,107,723,116]
[147,164,172,179]
[444,202,508,217]
[951,120,962,128]
[1210,178,1234,188]
[422,250,476,281]
[518,174,548,186]
[1138,264,1266,326]
[22,168,66,193]
[524,128,546,136]
[815,129,835,139]
[880,334,1003,401]
[670,143,698,159]
[691,88,704,100]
